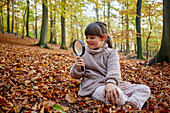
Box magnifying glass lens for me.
[73,39,85,71]
[75,41,83,56]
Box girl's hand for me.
[76,56,85,71]
[102,83,120,104]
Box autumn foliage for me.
[0,33,169,113]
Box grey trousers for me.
[91,83,150,110]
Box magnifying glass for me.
[73,39,85,71]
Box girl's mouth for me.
[88,43,93,46]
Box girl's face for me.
[86,35,105,50]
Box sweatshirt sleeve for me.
[70,63,85,79]
[105,49,121,85]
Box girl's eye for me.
[90,36,96,39]
[86,36,96,40]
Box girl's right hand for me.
[76,56,85,71]
[103,83,120,104]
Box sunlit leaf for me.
[65,94,75,103]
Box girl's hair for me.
[85,22,112,48]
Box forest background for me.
[0,0,163,60]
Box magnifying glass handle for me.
[81,66,84,71]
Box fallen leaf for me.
[40,106,44,113]
[65,94,75,103]
[53,104,65,113]
[43,100,55,107]
[62,106,69,112]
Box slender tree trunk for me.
[125,14,130,55]
[60,0,67,49]
[80,24,83,41]
[22,9,26,38]
[49,0,53,43]
[146,5,152,60]
[26,0,29,37]
[0,6,1,31]
[15,15,19,35]
[34,0,38,39]
[37,0,49,48]
[7,0,10,33]
[95,0,99,21]
[15,16,18,35]
[149,0,170,65]
[16,1,19,35]
[53,0,57,44]
[11,0,14,33]
[0,5,4,33]
[60,15,67,49]
[142,28,145,52]
[69,12,74,47]
[120,42,123,52]
[15,2,19,35]
[136,0,144,59]
[74,12,79,39]
[120,9,124,52]
[125,2,130,55]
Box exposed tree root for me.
[30,43,53,49]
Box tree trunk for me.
[125,2,130,55]
[74,13,79,39]
[146,5,152,60]
[15,15,18,35]
[95,0,99,21]
[69,13,74,47]
[53,0,57,44]
[120,10,124,52]
[22,9,26,38]
[60,15,67,49]
[34,0,38,39]
[7,0,10,33]
[76,20,79,39]
[149,0,170,65]
[60,0,67,49]
[26,0,29,37]
[49,0,53,43]
[120,42,123,52]
[15,3,19,35]
[37,0,49,48]
[142,28,145,52]
[11,0,14,33]
[136,0,144,59]
[80,24,84,41]
[0,5,4,33]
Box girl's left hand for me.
[102,83,120,104]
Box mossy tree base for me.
[31,43,53,49]
[137,56,145,60]
[148,51,169,66]
[69,42,73,47]
[60,45,68,50]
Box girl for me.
[70,22,150,110]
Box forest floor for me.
[0,32,169,113]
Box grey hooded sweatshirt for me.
[70,44,121,96]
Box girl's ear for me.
[102,34,107,40]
